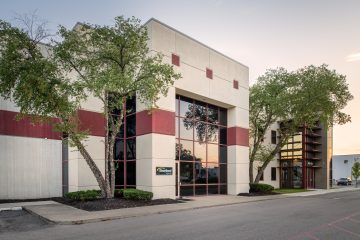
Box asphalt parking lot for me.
[0,210,51,233]
[1,190,359,240]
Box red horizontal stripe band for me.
[0,109,106,139]
[136,109,175,136]
[77,110,105,137]
[227,126,249,147]
[0,110,62,140]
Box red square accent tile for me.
[233,80,239,89]
[172,54,180,66]
[206,68,213,79]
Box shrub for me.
[64,190,100,201]
[114,189,124,198]
[249,183,274,193]
[122,189,153,201]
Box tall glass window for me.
[175,95,227,196]
[111,95,136,189]
[280,132,303,188]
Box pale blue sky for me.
[1,0,360,154]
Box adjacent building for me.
[332,154,360,182]
[0,18,250,199]
[256,122,333,189]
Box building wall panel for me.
[0,135,62,199]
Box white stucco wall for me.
[253,123,280,189]
[67,136,105,192]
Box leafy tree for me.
[0,16,180,198]
[352,162,360,187]
[250,65,353,184]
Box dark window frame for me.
[111,95,137,189]
[176,95,227,196]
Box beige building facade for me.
[0,18,250,200]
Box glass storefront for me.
[175,95,227,196]
[280,132,303,188]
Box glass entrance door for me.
[306,168,315,188]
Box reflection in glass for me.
[180,118,193,140]
[207,124,218,143]
[207,163,219,183]
[180,162,194,184]
[180,96,193,117]
[179,141,193,161]
[195,162,206,183]
[194,101,207,122]
[208,104,219,124]
[194,142,206,162]
[114,139,124,160]
[207,144,219,163]
[175,95,228,196]
[194,121,207,143]
[126,138,136,160]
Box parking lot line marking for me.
[329,224,360,238]
[348,218,360,224]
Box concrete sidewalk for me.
[282,186,360,197]
[2,187,359,225]
[23,194,287,225]
[0,201,55,212]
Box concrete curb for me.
[22,207,57,224]
[23,195,290,225]
[0,206,22,212]
[20,188,360,225]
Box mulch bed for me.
[52,197,183,211]
[238,192,280,197]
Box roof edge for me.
[144,18,249,69]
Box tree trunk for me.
[254,165,265,184]
[70,134,107,197]
[104,91,112,198]
[109,143,115,197]
[253,140,285,184]
[249,160,254,184]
